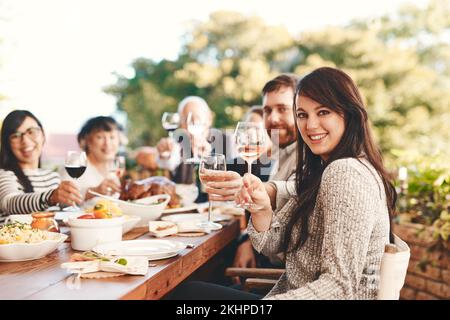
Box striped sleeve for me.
[0,170,57,215]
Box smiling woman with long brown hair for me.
[237,67,397,299]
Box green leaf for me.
[115,258,128,266]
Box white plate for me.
[161,213,231,223]
[92,239,186,259]
[0,233,67,262]
[162,205,199,214]
[147,252,179,261]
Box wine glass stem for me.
[247,160,253,175]
[73,178,79,209]
[168,131,173,139]
[192,135,197,159]
[208,195,212,222]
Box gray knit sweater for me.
[248,158,390,300]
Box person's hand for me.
[235,173,271,214]
[231,239,256,285]
[49,181,83,207]
[135,146,158,170]
[156,138,174,159]
[93,178,121,196]
[191,135,211,158]
[202,170,242,202]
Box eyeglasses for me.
[9,127,42,144]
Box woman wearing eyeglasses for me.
[0,110,83,222]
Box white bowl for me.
[68,216,124,251]
[122,215,141,234]
[175,184,199,206]
[0,232,67,262]
[4,214,33,225]
[117,194,171,227]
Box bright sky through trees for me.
[0,0,429,134]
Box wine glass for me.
[115,155,126,179]
[161,112,180,138]
[198,153,227,231]
[234,121,267,210]
[107,155,126,197]
[64,151,87,211]
[185,112,209,164]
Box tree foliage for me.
[105,0,450,162]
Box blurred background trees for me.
[105,0,450,164]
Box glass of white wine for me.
[234,121,267,210]
[106,155,126,197]
[185,112,208,164]
[198,153,227,231]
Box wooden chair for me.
[224,267,284,294]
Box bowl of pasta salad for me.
[0,222,67,262]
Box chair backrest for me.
[377,234,410,300]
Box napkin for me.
[149,220,205,236]
[61,253,148,276]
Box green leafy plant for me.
[395,152,450,233]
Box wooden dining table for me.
[0,218,240,300]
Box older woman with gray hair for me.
[61,116,125,200]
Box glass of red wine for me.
[64,151,87,211]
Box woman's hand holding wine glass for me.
[235,173,272,232]
[49,181,83,207]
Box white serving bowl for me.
[0,232,67,262]
[175,184,199,206]
[4,214,33,225]
[122,215,141,234]
[117,194,171,227]
[67,216,124,251]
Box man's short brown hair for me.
[262,74,299,95]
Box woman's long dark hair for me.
[0,110,44,193]
[283,67,397,252]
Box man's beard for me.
[268,126,297,149]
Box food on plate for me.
[78,214,95,219]
[69,251,127,265]
[120,176,181,208]
[85,199,123,219]
[0,222,53,244]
